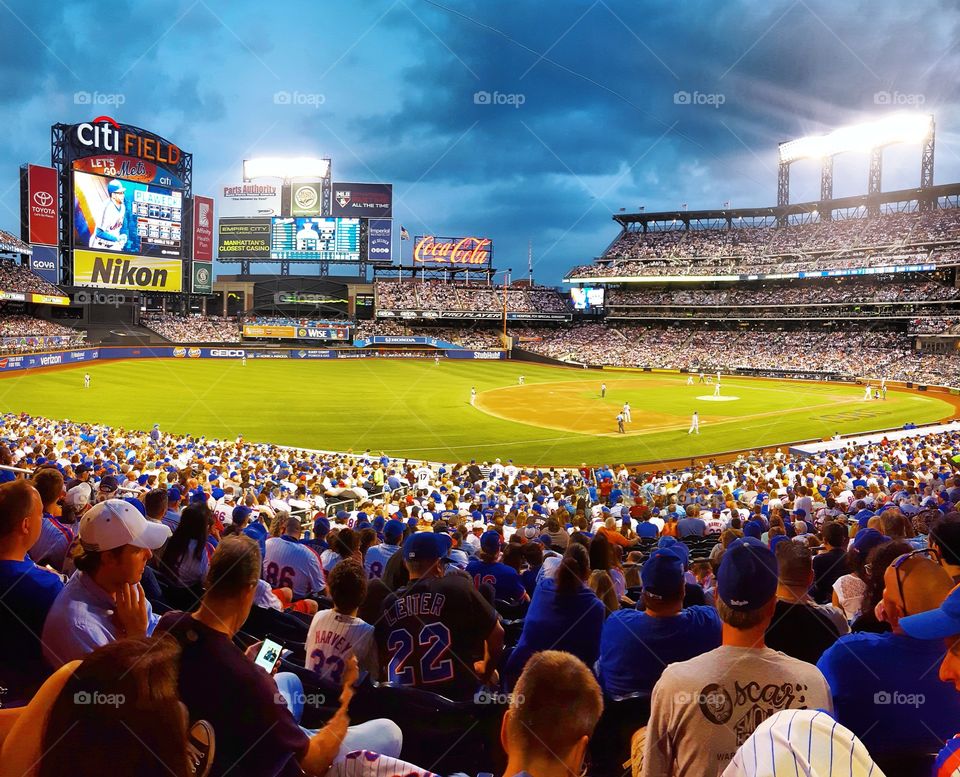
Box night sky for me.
[2,0,958,283]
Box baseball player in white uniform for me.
[863,384,873,401]
[83,373,90,389]
[688,411,700,435]
[470,387,477,406]
[622,402,632,422]
[518,375,525,385]
[714,381,721,397]
[263,516,325,598]
[241,355,246,367]
[601,383,607,398]
[686,375,694,385]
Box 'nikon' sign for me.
[73,250,182,292]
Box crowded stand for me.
[0,315,84,353]
[353,320,503,348]
[516,323,960,386]
[568,207,960,278]
[0,258,64,297]
[141,313,242,343]
[1,407,960,776]
[375,281,568,313]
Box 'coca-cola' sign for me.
[413,235,493,266]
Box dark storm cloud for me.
[1,0,959,282]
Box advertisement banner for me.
[24,164,59,245]
[242,324,295,338]
[192,261,213,294]
[270,217,360,261]
[29,293,70,306]
[289,181,325,217]
[217,218,271,257]
[242,324,351,341]
[219,182,282,218]
[72,155,184,188]
[331,183,393,218]
[193,195,214,261]
[29,245,59,284]
[367,219,392,262]
[73,250,183,292]
[413,235,493,267]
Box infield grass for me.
[0,358,953,466]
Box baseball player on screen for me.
[89,179,129,250]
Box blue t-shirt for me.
[597,605,722,696]
[0,559,64,698]
[505,577,605,684]
[817,631,960,758]
[636,522,659,538]
[465,559,527,602]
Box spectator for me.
[263,515,325,598]
[504,542,603,686]
[157,535,401,777]
[810,520,849,604]
[642,537,832,776]
[850,539,912,633]
[42,499,170,667]
[676,505,706,538]
[29,466,74,572]
[465,530,528,603]
[306,559,379,681]
[500,651,604,777]
[377,532,503,699]
[929,516,960,583]
[0,479,64,701]
[363,518,402,580]
[156,504,213,589]
[764,540,848,664]
[832,527,890,622]
[597,547,721,696]
[817,549,959,766]
[589,569,620,615]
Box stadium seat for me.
[241,605,309,643]
[350,683,507,776]
[494,599,529,620]
[587,691,652,777]
[501,618,525,648]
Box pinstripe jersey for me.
[305,610,378,682]
[262,535,325,597]
[29,513,75,571]
[363,542,400,580]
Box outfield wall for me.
[0,346,506,373]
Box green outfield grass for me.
[0,358,953,466]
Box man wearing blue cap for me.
[817,550,960,765]
[465,530,528,603]
[597,548,721,697]
[642,537,832,777]
[364,519,404,580]
[376,531,503,700]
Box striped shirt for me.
[305,610,378,682]
[29,513,75,571]
[363,543,400,580]
[263,536,324,598]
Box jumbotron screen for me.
[571,287,604,310]
[270,217,360,261]
[72,171,183,258]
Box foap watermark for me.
[73,291,132,308]
[474,690,523,705]
[274,91,325,108]
[473,90,525,109]
[74,91,126,106]
[674,90,725,108]
[874,90,925,107]
[873,690,925,708]
[74,690,125,708]
[273,691,327,707]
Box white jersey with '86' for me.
[262,536,325,598]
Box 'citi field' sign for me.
[413,235,493,266]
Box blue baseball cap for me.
[232,505,253,524]
[403,531,453,562]
[384,519,404,541]
[167,487,182,502]
[480,530,503,554]
[850,527,889,556]
[313,516,330,536]
[123,497,146,516]
[901,585,960,639]
[658,535,689,567]
[641,549,684,599]
[717,537,779,612]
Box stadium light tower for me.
[776,113,935,214]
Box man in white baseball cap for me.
[42,499,171,667]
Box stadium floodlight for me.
[778,113,933,164]
[243,157,331,180]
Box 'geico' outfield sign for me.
[413,235,492,266]
[73,250,182,292]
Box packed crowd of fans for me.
[375,281,568,313]
[606,277,960,307]
[141,314,242,343]
[0,315,85,354]
[569,208,960,278]
[1,407,959,776]
[0,259,63,297]
[242,316,349,328]
[516,322,960,385]
[353,320,503,349]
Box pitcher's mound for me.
[696,395,740,402]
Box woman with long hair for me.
[504,543,604,687]
[589,569,619,616]
[157,505,212,588]
[851,539,912,633]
